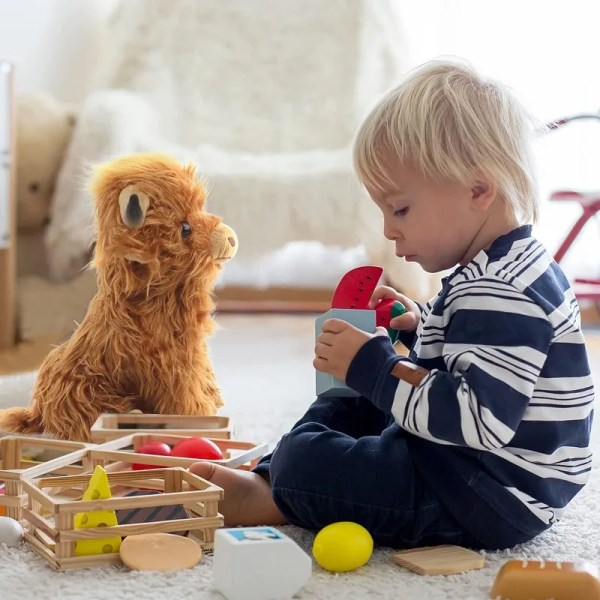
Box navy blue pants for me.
[254,395,479,549]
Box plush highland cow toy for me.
[0,153,238,441]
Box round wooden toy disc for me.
[120,533,202,571]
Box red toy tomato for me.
[170,437,224,460]
[132,441,172,470]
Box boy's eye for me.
[393,207,409,217]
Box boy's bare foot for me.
[190,462,287,527]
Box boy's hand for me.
[314,319,387,382]
[369,286,421,332]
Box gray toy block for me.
[315,308,376,397]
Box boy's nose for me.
[383,221,397,241]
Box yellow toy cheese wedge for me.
[74,465,121,556]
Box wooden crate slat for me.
[56,488,222,514]
[90,413,233,442]
[58,515,223,541]
[33,526,57,549]
[22,508,57,540]
[22,478,60,509]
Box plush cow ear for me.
[118,185,150,228]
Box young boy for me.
[192,60,595,549]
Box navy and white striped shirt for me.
[347,225,594,547]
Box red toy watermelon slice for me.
[330,266,383,309]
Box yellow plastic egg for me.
[312,521,373,572]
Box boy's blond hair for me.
[353,60,539,223]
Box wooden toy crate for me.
[21,467,223,570]
[0,436,91,520]
[94,433,268,471]
[90,413,233,443]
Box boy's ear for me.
[470,176,497,211]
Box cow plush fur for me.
[0,153,237,441]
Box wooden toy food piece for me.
[375,299,407,343]
[490,560,600,600]
[392,545,485,575]
[119,533,202,571]
[330,266,383,309]
[73,465,121,556]
[0,515,24,546]
[132,441,172,470]
[131,437,227,469]
[312,521,373,572]
[170,437,224,460]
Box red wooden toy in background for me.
[132,437,225,470]
[132,441,172,470]
[171,437,224,460]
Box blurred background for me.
[1,0,599,369]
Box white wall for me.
[0,0,117,104]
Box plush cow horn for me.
[119,185,150,229]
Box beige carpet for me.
[0,315,598,600]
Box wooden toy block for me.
[214,527,312,600]
[92,433,268,471]
[90,413,233,443]
[490,559,600,600]
[20,467,223,570]
[392,545,485,576]
[0,436,91,520]
[315,308,376,397]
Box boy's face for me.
[366,160,488,273]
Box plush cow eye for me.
[181,222,192,238]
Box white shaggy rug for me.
[0,315,598,600]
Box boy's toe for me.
[189,461,218,480]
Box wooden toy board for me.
[90,413,233,442]
[0,436,91,519]
[94,433,268,471]
[392,545,485,575]
[21,467,223,570]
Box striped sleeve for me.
[388,276,554,450]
